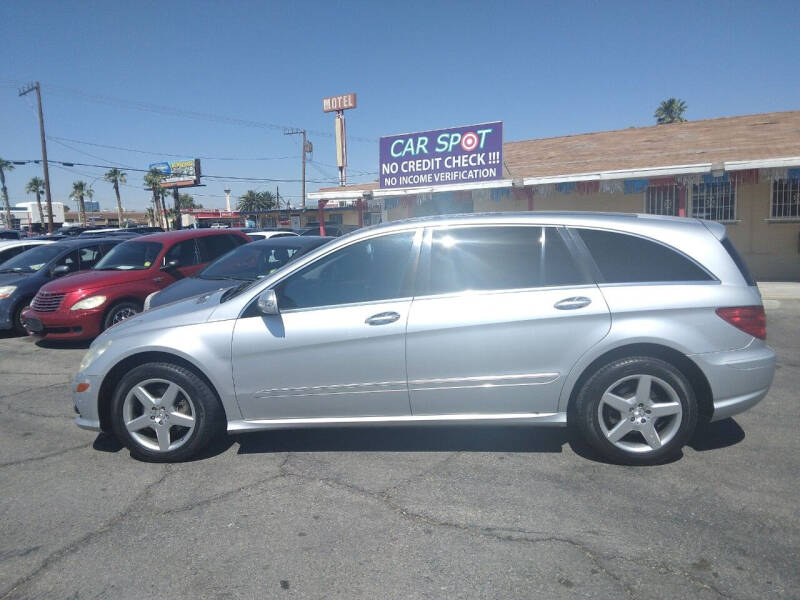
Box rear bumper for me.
[691,343,776,422]
[22,306,104,340]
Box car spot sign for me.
[379,122,503,190]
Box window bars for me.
[691,181,737,221]
[771,179,800,220]
[645,185,680,216]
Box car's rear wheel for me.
[110,362,225,462]
[574,356,697,465]
[103,301,140,330]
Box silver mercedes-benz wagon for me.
[73,212,775,464]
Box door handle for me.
[365,311,401,326]
[153,277,164,284]
[554,296,592,310]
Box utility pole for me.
[19,82,54,233]
[284,128,311,209]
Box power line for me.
[47,135,300,162]
[33,83,378,143]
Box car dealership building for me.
[309,111,800,280]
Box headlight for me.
[0,285,17,299]
[70,295,107,311]
[78,339,112,372]
[143,291,157,311]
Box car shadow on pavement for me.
[687,418,745,451]
[235,425,568,455]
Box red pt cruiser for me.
[22,229,249,340]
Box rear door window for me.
[165,240,200,267]
[575,228,712,283]
[721,237,756,286]
[197,234,240,263]
[426,226,587,295]
[78,245,103,270]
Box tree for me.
[143,168,168,230]
[654,98,688,124]
[0,158,15,229]
[104,168,127,227]
[25,177,45,229]
[237,190,276,227]
[179,193,201,209]
[145,206,155,226]
[69,181,93,226]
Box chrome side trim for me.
[255,373,560,399]
[255,380,407,399]
[228,412,567,432]
[409,373,559,391]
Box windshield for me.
[93,241,163,270]
[200,243,306,281]
[0,244,64,273]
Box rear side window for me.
[576,228,712,283]
[165,240,200,266]
[197,235,240,262]
[721,237,756,286]
[427,226,587,295]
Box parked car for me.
[72,212,775,464]
[145,236,333,310]
[245,230,299,241]
[0,239,55,266]
[0,238,122,334]
[297,224,358,237]
[0,229,22,240]
[22,229,249,341]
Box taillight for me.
[715,306,766,340]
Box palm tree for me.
[0,158,14,229]
[145,206,156,226]
[69,181,93,225]
[237,190,276,227]
[179,193,201,209]
[143,168,168,230]
[654,98,688,124]
[104,168,127,227]
[25,177,45,230]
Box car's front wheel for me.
[110,362,225,462]
[102,301,140,331]
[574,356,697,465]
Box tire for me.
[102,301,140,331]
[110,362,226,462]
[12,300,31,336]
[574,356,697,465]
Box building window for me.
[645,185,680,216]
[691,181,736,221]
[771,179,800,220]
[327,214,344,225]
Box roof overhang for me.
[308,156,800,201]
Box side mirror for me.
[256,289,279,315]
[51,265,71,277]
[162,259,180,270]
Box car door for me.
[231,229,420,420]
[405,225,611,415]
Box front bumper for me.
[691,343,776,422]
[23,306,105,340]
[73,373,102,431]
[0,299,15,330]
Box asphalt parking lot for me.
[0,299,797,600]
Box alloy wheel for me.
[111,306,137,324]
[122,378,196,452]
[597,374,683,454]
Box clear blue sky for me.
[2,0,798,211]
